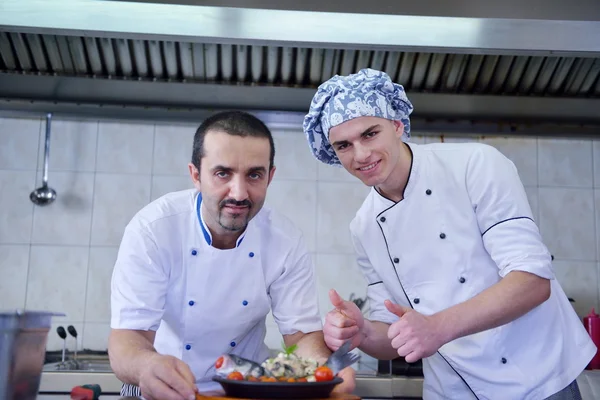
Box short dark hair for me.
[191,110,275,171]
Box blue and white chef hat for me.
[303,68,414,166]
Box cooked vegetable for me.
[215,342,337,383]
[227,371,244,380]
[314,366,334,382]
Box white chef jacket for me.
[350,142,596,400]
[111,189,322,392]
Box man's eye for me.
[249,173,262,180]
[216,171,228,178]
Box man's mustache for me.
[220,199,252,208]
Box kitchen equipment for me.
[57,326,67,362]
[583,308,600,370]
[67,325,78,359]
[70,384,102,400]
[30,112,57,206]
[212,376,346,400]
[0,310,64,400]
[196,393,360,400]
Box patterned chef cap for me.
[303,68,414,166]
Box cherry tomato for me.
[227,371,244,380]
[215,356,224,369]
[297,377,307,383]
[314,366,334,382]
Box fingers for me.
[324,322,360,340]
[142,377,189,400]
[326,309,358,329]
[158,360,196,400]
[329,289,344,309]
[332,367,356,394]
[175,361,198,393]
[384,300,409,318]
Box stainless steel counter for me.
[39,370,423,399]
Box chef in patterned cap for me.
[303,68,595,400]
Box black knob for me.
[67,325,78,338]
[57,326,66,339]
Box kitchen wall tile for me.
[46,321,84,352]
[266,180,317,252]
[538,138,593,188]
[0,170,36,244]
[26,246,89,322]
[426,135,480,144]
[31,172,94,245]
[272,129,318,181]
[552,260,598,318]
[96,122,154,174]
[82,322,111,351]
[0,245,29,309]
[0,117,41,170]
[524,186,539,223]
[317,163,362,183]
[153,124,195,176]
[594,140,600,188]
[480,136,538,187]
[408,135,426,144]
[264,319,283,351]
[595,190,600,262]
[91,174,151,246]
[151,176,194,202]
[315,254,368,319]
[539,188,595,261]
[85,247,118,322]
[38,119,98,172]
[316,182,371,253]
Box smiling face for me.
[328,116,410,197]
[189,130,275,237]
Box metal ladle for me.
[30,112,56,206]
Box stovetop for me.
[378,357,424,377]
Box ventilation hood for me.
[0,0,599,135]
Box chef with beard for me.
[302,68,595,400]
[109,110,355,400]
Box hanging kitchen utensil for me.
[30,112,57,206]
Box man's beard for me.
[218,198,252,231]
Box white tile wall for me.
[1,116,599,353]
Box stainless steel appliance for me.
[0,310,64,399]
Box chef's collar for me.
[196,193,246,247]
[374,141,422,206]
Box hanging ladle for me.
[30,112,57,206]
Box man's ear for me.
[393,120,404,138]
[188,163,201,190]
[267,166,276,185]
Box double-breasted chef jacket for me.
[111,189,322,392]
[350,141,596,400]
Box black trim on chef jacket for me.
[481,216,534,236]
[368,281,383,286]
[373,144,480,400]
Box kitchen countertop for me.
[38,367,600,399]
[38,372,424,399]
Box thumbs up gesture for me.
[385,300,445,363]
[323,289,365,351]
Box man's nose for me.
[354,144,371,163]
[228,176,249,201]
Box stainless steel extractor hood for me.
[0,0,599,135]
